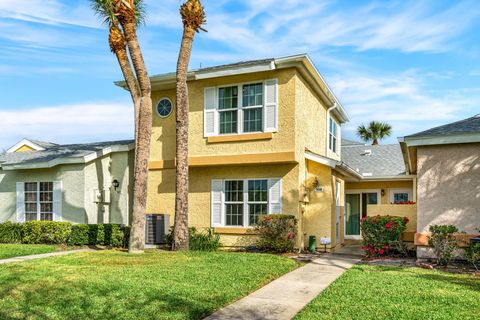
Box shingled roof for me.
[0,140,133,170]
[406,114,480,138]
[341,143,407,178]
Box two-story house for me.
[119,54,354,250]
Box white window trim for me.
[217,178,281,228]
[389,188,412,204]
[24,182,54,221]
[155,97,174,118]
[328,116,339,154]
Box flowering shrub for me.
[254,214,297,253]
[360,215,408,257]
[390,201,416,205]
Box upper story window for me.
[156,98,173,118]
[329,117,338,153]
[204,79,278,137]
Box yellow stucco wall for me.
[346,180,414,204]
[14,145,35,152]
[150,69,297,162]
[147,163,300,246]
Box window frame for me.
[328,116,339,153]
[221,178,274,228]
[217,80,266,136]
[389,189,412,204]
[155,97,174,119]
[24,182,54,221]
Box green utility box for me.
[308,235,316,253]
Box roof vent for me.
[364,149,372,155]
[362,172,373,177]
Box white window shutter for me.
[264,79,278,132]
[211,180,223,227]
[16,182,25,222]
[204,87,218,137]
[268,178,282,214]
[53,181,62,221]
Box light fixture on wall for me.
[381,189,385,196]
[112,179,120,191]
[312,177,319,189]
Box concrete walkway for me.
[0,248,93,265]
[204,251,361,320]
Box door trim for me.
[345,189,381,239]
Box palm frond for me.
[90,0,116,26]
[356,121,392,144]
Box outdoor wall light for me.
[381,189,385,196]
[112,179,120,191]
[312,177,320,189]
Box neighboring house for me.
[399,114,480,258]
[117,54,353,250]
[0,139,134,225]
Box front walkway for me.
[204,249,361,320]
[0,248,93,265]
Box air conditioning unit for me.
[145,214,170,245]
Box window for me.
[214,178,280,228]
[24,182,53,221]
[329,117,338,153]
[218,82,263,134]
[248,180,268,226]
[390,189,412,204]
[156,98,173,118]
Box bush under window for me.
[166,227,221,251]
[360,215,408,257]
[254,214,297,253]
[428,225,459,266]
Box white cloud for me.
[0,102,134,150]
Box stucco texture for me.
[367,204,417,234]
[346,180,414,204]
[417,143,480,234]
[0,150,132,225]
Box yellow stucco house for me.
[131,54,356,250]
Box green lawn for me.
[0,244,59,259]
[0,250,298,319]
[296,265,480,320]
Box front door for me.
[345,191,379,239]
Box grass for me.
[295,264,480,320]
[0,244,60,259]
[0,250,298,319]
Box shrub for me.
[465,242,480,271]
[360,215,408,257]
[22,221,72,244]
[68,224,90,246]
[428,225,459,266]
[166,227,221,251]
[254,214,297,253]
[0,222,23,243]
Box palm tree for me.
[113,0,153,254]
[172,0,206,251]
[90,0,141,141]
[356,121,392,145]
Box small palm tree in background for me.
[172,0,206,251]
[357,121,392,145]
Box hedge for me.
[360,215,408,257]
[254,214,297,253]
[0,221,130,247]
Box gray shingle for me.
[341,144,406,177]
[0,140,133,167]
[406,114,480,138]
[341,139,365,146]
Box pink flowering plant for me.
[254,214,297,253]
[360,215,409,258]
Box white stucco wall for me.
[417,143,480,234]
[0,150,133,225]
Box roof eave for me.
[401,133,480,147]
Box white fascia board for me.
[402,133,480,147]
[195,63,275,80]
[1,144,134,171]
[360,175,416,181]
[6,139,45,153]
[305,151,337,168]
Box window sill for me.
[207,132,273,144]
[214,227,259,235]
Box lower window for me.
[390,189,412,204]
[24,182,53,221]
[224,179,269,227]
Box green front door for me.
[345,194,361,236]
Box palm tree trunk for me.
[172,26,195,251]
[372,139,379,145]
[121,21,152,254]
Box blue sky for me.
[1,0,479,149]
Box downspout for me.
[325,102,338,155]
